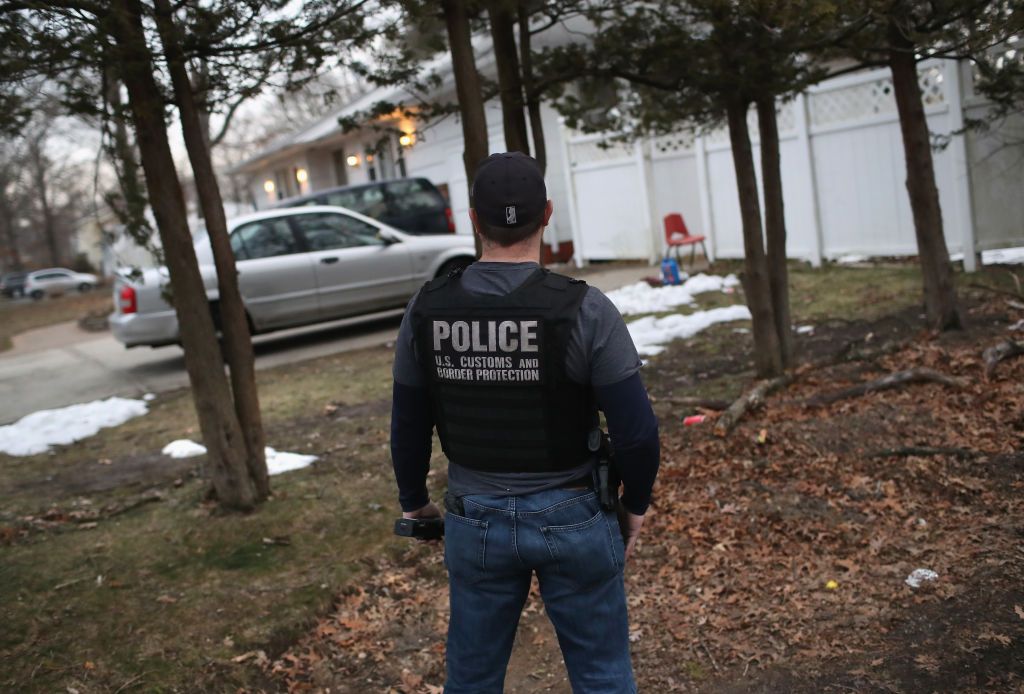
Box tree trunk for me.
[189,59,214,151]
[756,97,793,368]
[887,22,962,331]
[517,3,546,173]
[488,1,530,155]
[105,64,150,245]
[441,0,489,256]
[107,0,258,510]
[0,175,22,270]
[27,137,60,266]
[153,0,269,501]
[726,99,783,378]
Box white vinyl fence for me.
[559,59,1023,272]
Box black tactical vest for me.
[411,267,594,474]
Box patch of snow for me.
[265,447,318,475]
[606,274,740,315]
[983,246,1024,265]
[0,397,149,457]
[627,304,753,356]
[1009,319,1024,332]
[162,439,207,458]
[682,272,741,294]
[905,568,939,589]
[159,439,318,475]
[835,254,869,265]
[143,393,156,402]
[796,325,815,335]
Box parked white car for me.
[109,206,477,348]
[25,268,99,299]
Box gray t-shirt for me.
[392,261,642,497]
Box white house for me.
[232,31,1024,272]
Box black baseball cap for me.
[471,152,547,230]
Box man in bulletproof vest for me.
[390,151,660,693]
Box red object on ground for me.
[683,415,706,426]
[663,213,708,268]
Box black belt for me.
[557,473,594,490]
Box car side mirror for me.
[378,232,399,246]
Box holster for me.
[591,429,619,512]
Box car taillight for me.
[445,206,455,233]
[119,285,137,314]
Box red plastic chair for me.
[663,213,708,268]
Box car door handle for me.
[320,257,339,265]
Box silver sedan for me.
[109,206,476,348]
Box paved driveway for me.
[0,263,652,424]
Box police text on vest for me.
[432,319,539,353]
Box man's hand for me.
[403,501,442,521]
[617,507,645,562]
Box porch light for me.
[346,154,360,167]
[399,133,414,147]
[295,168,308,183]
[263,180,275,193]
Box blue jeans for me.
[443,488,636,694]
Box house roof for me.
[230,35,496,175]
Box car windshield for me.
[385,179,444,213]
[322,186,388,218]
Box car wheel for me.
[30,290,44,300]
[78,283,93,293]
[436,257,474,278]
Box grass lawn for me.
[0,261,1021,692]
[0,289,114,351]
[0,344,451,692]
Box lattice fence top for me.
[704,123,731,146]
[810,66,945,128]
[919,66,945,106]
[776,100,797,132]
[566,68,948,160]
[652,131,696,154]
[568,138,634,166]
[703,101,796,146]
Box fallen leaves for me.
[978,632,1013,647]
[260,312,1024,693]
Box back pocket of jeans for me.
[542,510,620,591]
[444,512,489,585]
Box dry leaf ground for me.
[265,266,1024,694]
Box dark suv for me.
[0,272,26,298]
[277,178,455,235]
